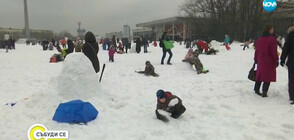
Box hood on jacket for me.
[288,26,294,34]
[85,32,96,43]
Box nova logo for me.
[263,0,277,12]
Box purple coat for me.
[254,35,279,82]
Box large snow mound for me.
[56,53,101,100]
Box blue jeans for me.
[161,48,173,64]
[144,45,148,53]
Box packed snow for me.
[0,41,294,140]
[56,53,102,100]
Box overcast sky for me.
[0,0,183,36]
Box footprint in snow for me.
[221,104,236,112]
[282,124,294,130]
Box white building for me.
[122,25,131,38]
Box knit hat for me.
[145,61,151,65]
[156,90,165,99]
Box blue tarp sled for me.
[53,100,98,123]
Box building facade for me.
[136,17,191,41]
[132,28,152,40]
[0,28,54,40]
[123,25,131,38]
[105,31,123,39]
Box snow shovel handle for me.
[99,64,106,83]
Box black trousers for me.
[125,45,128,53]
[243,45,249,50]
[254,82,271,93]
[288,67,294,101]
[136,44,141,53]
[161,48,173,64]
[171,105,186,119]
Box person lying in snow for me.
[50,54,64,63]
[206,48,218,55]
[155,90,186,122]
[183,50,209,74]
[241,39,253,50]
[136,61,159,77]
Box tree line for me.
[180,0,273,41]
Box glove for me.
[155,110,169,122]
[281,61,285,67]
[276,62,279,68]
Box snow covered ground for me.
[0,41,294,140]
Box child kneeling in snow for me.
[155,90,186,122]
[136,61,159,77]
[183,49,209,74]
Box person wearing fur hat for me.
[155,90,186,122]
[281,26,294,105]
[136,61,159,77]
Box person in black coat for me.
[281,26,294,105]
[82,32,100,73]
[42,40,49,51]
[122,38,130,53]
[112,35,117,48]
[135,37,141,53]
[66,39,74,55]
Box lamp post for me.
[24,0,30,38]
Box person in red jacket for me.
[108,45,116,62]
[61,38,66,48]
[196,40,209,53]
[254,24,279,97]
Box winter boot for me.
[262,82,270,98]
[201,68,209,74]
[254,90,262,96]
[262,92,268,98]
[254,82,262,96]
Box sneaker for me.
[202,70,209,74]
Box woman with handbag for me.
[254,24,279,97]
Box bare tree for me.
[180,0,270,41]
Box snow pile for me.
[1,43,294,140]
[56,53,101,100]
